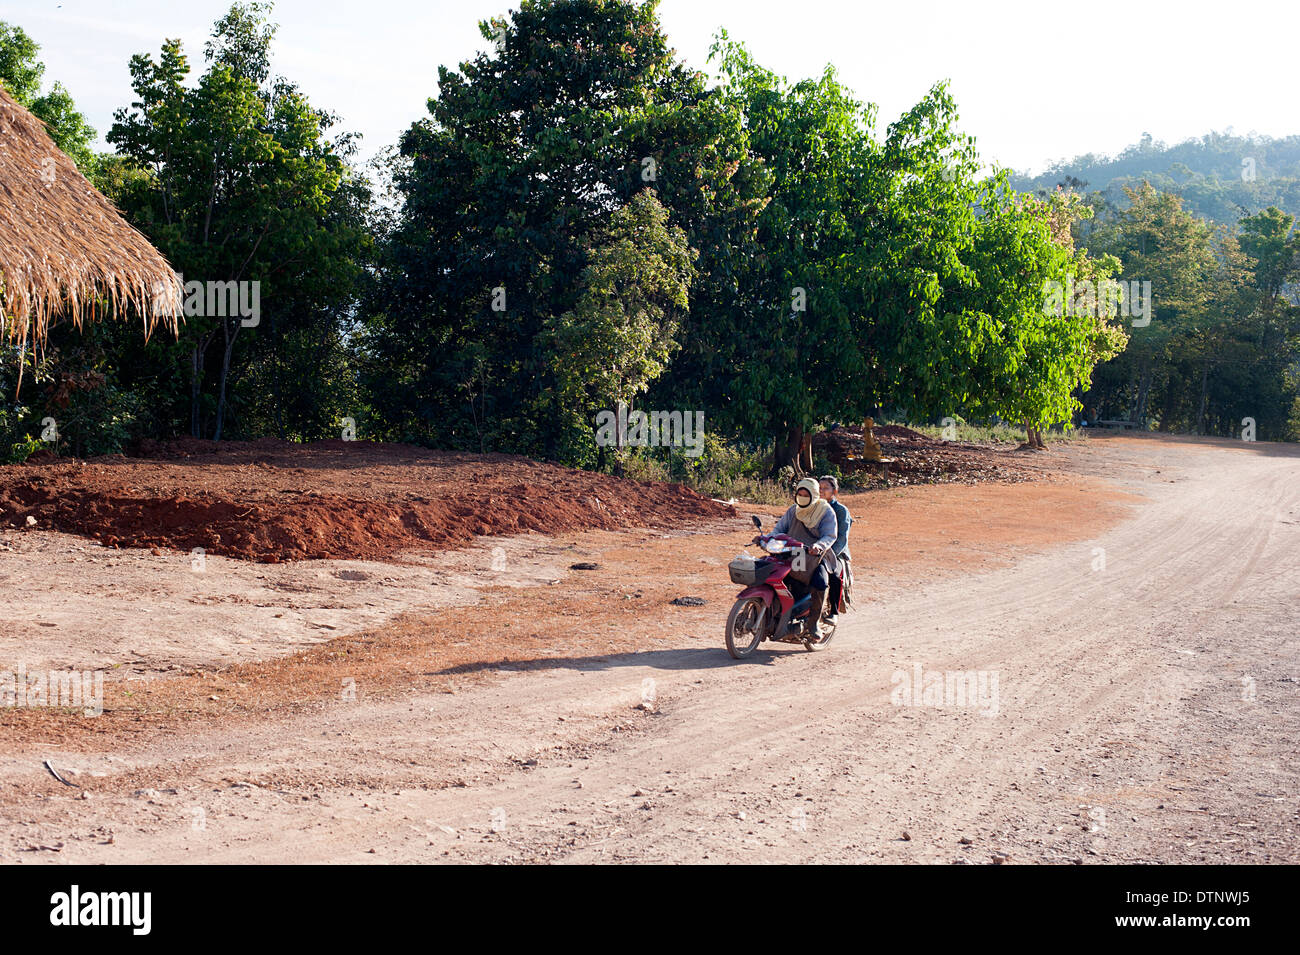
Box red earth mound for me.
[0,439,735,563]
[813,425,1037,489]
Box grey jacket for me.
[829,499,852,558]
[773,504,839,577]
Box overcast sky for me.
[4,0,1297,177]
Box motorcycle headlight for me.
[764,538,786,554]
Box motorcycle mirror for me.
[751,515,762,529]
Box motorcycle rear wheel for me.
[725,596,767,659]
[803,615,836,652]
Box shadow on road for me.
[430,644,810,677]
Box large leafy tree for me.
[855,82,985,426]
[960,184,1127,445]
[366,0,747,459]
[1226,208,1300,438]
[108,2,371,440]
[674,36,880,475]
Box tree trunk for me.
[1195,360,1210,435]
[771,423,803,477]
[612,398,627,478]
[1134,360,1153,427]
[799,433,814,474]
[271,315,286,440]
[1127,360,1141,423]
[189,327,221,439]
[190,345,203,439]
[213,320,240,443]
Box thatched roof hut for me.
[0,85,180,360]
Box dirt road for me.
[3,434,1297,863]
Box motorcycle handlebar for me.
[752,533,815,553]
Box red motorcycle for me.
[724,515,848,659]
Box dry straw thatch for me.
[0,85,181,363]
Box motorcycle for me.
[724,515,850,659]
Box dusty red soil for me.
[11,436,1295,865]
[0,439,734,563]
[0,470,1130,755]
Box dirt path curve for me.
[7,435,1299,863]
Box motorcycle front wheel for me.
[725,596,767,659]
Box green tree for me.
[691,35,880,475]
[108,2,371,440]
[0,21,98,172]
[544,189,696,467]
[962,185,1126,445]
[855,81,984,428]
[367,0,746,460]
[1087,183,1219,424]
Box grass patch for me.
[901,420,1086,445]
[616,434,791,506]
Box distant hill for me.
[1009,131,1300,226]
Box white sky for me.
[3,0,1297,177]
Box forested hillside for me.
[1010,131,1300,226]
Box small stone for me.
[569,562,600,571]
[25,516,36,526]
[901,831,912,841]
[959,836,973,845]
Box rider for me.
[819,475,851,620]
[767,477,839,639]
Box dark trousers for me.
[789,561,829,600]
[828,569,842,614]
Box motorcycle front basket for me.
[729,556,760,585]
[729,557,776,586]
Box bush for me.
[617,432,790,505]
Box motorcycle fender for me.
[736,586,774,608]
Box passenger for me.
[819,475,851,620]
